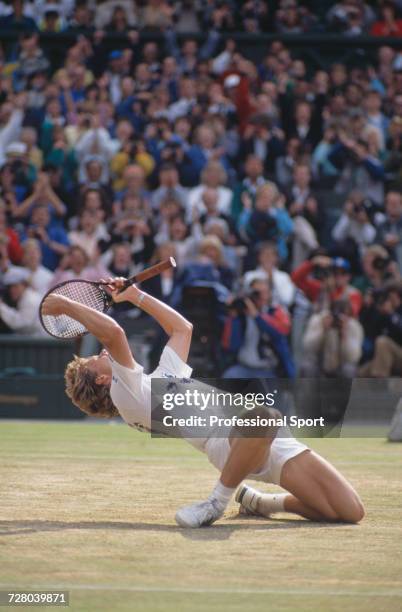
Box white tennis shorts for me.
[203,428,309,485]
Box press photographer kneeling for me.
[300,257,364,378]
[222,279,295,379]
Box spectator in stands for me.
[376,191,402,270]
[238,182,293,263]
[12,170,67,220]
[329,129,385,206]
[187,161,232,220]
[332,196,377,267]
[359,283,402,376]
[22,203,69,270]
[353,244,401,294]
[231,154,265,222]
[222,278,295,378]
[371,1,402,37]
[276,137,302,190]
[243,241,295,309]
[0,202,22,264]
[241,115,285,178]
[0,267,43,335]
[326,0,375,35]
[21,238,52,296]
[151,163,187,211]
[51,244,109,286]
[68,208,109,261]
[286,164,321,268]
[0,0,37,32]
[292,255,362,316]
[0,93,26,167]
[301,297,363,377]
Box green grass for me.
[0,421,402,612]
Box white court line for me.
[0,584,401,598]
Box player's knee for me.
[338,494,365,523]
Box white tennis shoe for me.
[175,498,224,528]
[235,484,265,516]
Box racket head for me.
[39,280,111,339]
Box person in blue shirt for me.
[21,204,69,271]
[238,182,293,262]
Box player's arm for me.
[41,295,135,368]
[110,281,193,362]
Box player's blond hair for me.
[64,355,119,418]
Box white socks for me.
[257,493,287,517]
[210,481,235,512]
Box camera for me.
[330,300,349,328]
[372,256,392,272]
[312,265,333,280]
[229,290,261,315]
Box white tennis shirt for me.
[109,345,193,433]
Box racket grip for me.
[121,257,176,289]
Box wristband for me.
[135,292,145,307]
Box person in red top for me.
[0,205,23,264]
[291,255,362,316]
[370,1,402,37]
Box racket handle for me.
[122,257,176,289]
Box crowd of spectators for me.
[0,1,402,36]
[0,2,401,379]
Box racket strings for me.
[41,282,108,339]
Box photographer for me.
[301,298,363,377]
[222,278,295,379]
[332,196,376,266]
[292,255,362,316]
[359,284,402,377]
[353,244,400,295]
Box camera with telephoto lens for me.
[230,290,261,315]
[330,299,349,328]
[313,264,334,280]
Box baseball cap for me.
[332,257,351,272]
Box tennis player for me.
[42,280,364,528]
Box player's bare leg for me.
[237,450,365,523]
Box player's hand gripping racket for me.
[39,257,176,339]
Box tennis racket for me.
[39,257,176,339]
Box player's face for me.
[86,350,112,382]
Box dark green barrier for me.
[0,374,84,420]
[0,335,76,375]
